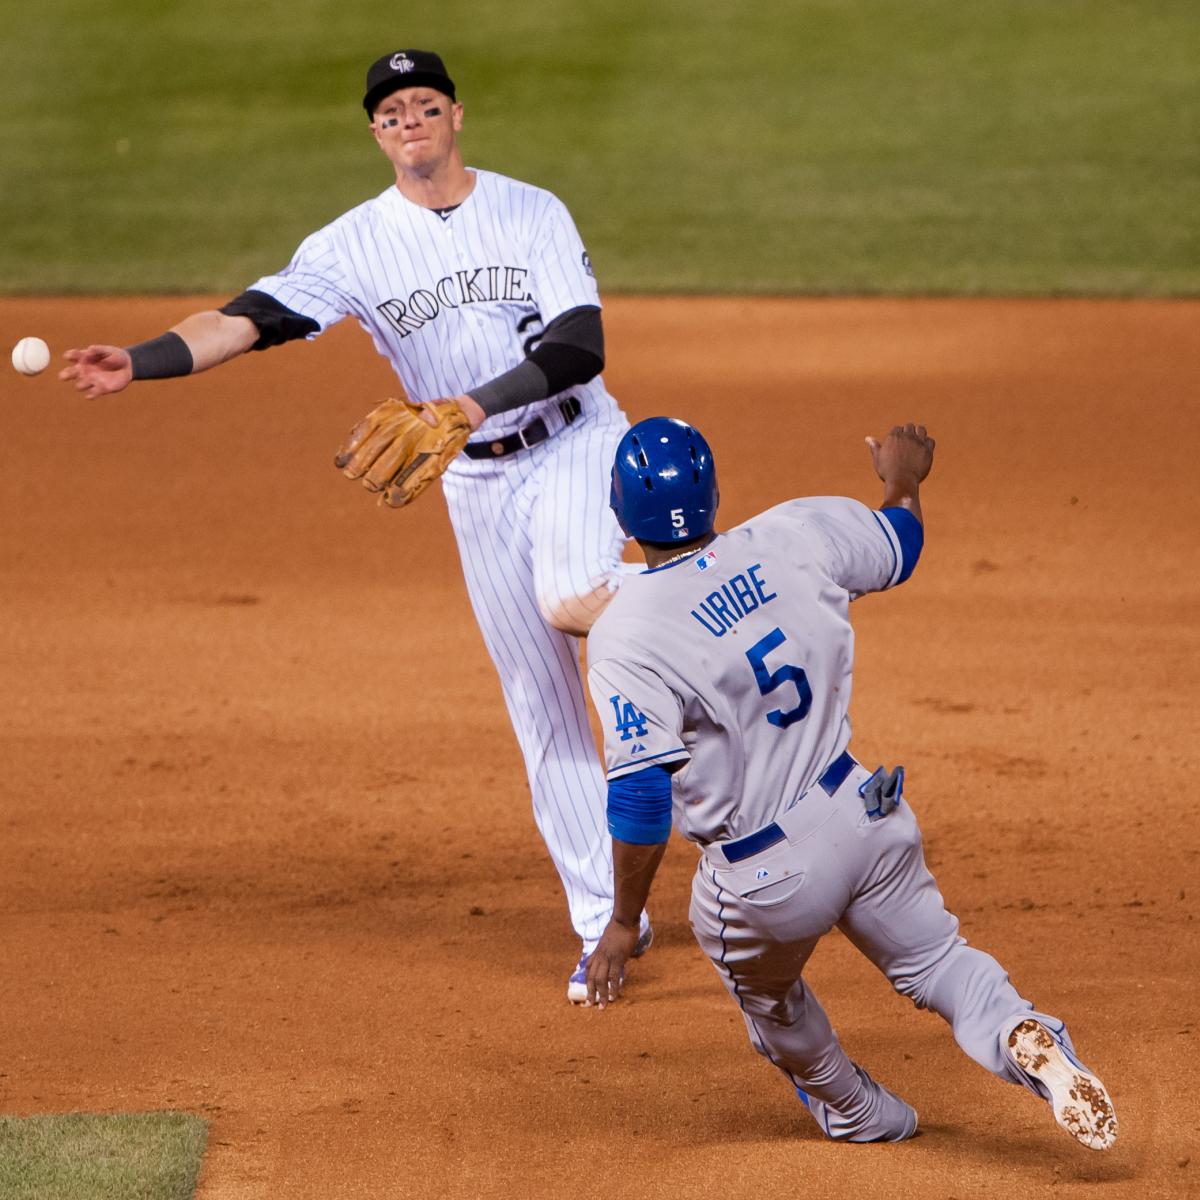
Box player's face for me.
[370,87,463,177]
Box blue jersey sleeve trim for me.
[607,765,673,845]
[878,507,924,584]
[607,746,688,778]
[870,510,900,585]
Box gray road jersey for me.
[587,497,911,846]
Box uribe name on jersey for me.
[688,561,776,637]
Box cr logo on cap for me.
[389,52,415,72]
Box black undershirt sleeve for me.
[468,305,604,417]
[219,289,320,350]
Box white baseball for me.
[12,337,51,376]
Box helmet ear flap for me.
[609,467,631,537]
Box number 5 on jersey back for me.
[746,627,812,729]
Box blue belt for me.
[720,750,857,864]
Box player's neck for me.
[641,533,717,570]
[393,157,475,210]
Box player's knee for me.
[537,578,617,636]
[741,980,811,1032]
[891,967,933,1009]
[891,936,968,1011]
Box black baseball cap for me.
[363,49,456,115]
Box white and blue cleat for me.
[567,922,654,1004]
[1007,1019,1118,1150]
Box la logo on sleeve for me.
[609,695,649,741]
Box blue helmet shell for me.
[610,417,719,543]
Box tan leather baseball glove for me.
[334,398,472,508]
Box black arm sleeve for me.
[468,305,605,417]
[218,289,320,351]
[127,332,194,380]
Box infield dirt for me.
[1,297,1196,1199]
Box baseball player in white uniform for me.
[59,48,649,1000]
[582,417,1117,1149]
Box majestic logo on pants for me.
[376,265,535,338]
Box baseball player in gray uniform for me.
[581,417,1117,1149]
[59,49,649,1000]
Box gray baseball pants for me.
[689,759,1073,1141]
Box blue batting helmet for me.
[610,417,719,543]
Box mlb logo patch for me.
[696,551,718,571]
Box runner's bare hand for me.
[865,423,935,485]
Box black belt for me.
[463,396,582,460]
[720,750,858,864]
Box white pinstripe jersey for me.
[587,498,916,846]
[248,168,616,444]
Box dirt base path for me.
[1,297,1196,1199]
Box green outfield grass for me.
[1,0,1197,294]
[0,1114,206,1200]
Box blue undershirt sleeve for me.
[879,506,924,584]
[606,764,673,845]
